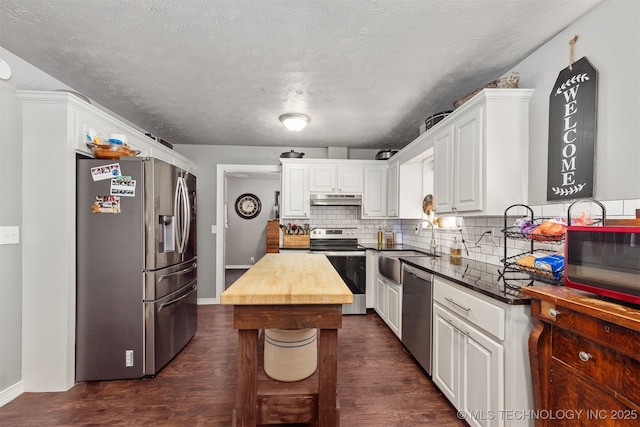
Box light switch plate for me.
[0,226,20,244]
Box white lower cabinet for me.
[375,276,388,320]
[432,277,533,427]
[374,275,402,339]
[433,303,503,427]
[386,280,402,337]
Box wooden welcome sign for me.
[547,56,598,201]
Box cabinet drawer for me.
[552,328,640,404]
[596,319,640,359]
[433,278,505,340]
[539,300,598,336]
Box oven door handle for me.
[311,251,366,256]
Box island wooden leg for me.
[234,328,258,427]
[317,328,339,427]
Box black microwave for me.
[565,226,640,305]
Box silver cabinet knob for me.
[579,351,593,362]
[548,308,561,318]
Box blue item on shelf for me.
[534,254,565,279]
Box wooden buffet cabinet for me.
[522,286,640,426]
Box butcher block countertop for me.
[220,253,353,305]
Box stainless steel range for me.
[310,228,366,314]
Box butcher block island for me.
[221,253,353,427]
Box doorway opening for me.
[216,165,281,300]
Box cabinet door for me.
[433,126,455,213]
[548,359,636,427]
[398,162,424,219]
[460,319,504,427]
[365,250,377,308]
[433,303,461,407]
[308,165,335,192]
[363,165,387,218]
[282,164,309,218]
[337,165,364,193]
[375,276,388,320]
[387,281,402,338]
[387,162,399,217]
[454,107,483,212]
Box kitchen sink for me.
[378,250,438,284]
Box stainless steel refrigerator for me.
[76,156,197,381]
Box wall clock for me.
[235,193,261,219]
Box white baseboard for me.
[0,381,23,407]
[225,265,251,269]
[197,298,218,305]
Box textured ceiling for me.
[0,0,601,150]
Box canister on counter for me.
[394,232,403,245]
[385,229,394,247]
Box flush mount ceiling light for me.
[279,113,310,131]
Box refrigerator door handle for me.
[159,283,198,309]
[174,177,186,254]
[174,178,182,251]
[180,177,190,253]
[174,177,190,254]
[158,262,197,282]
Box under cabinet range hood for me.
[310,193,362,206]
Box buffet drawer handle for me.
[445,297,471,312]
[548,308,561,318]
[579,351,593,362]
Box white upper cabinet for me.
[433,108,482,213]
[308,164,363,193]
[362,164,387,218]
[386,161,399,217]
[337,165,364,193]
[281,162,309,219]
[387,159,423,219]
[398,161,423,219]
[432,89,534,216]
[308,165,335,192]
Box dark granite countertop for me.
[361,244,554,305]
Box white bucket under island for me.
[264,328,318,382]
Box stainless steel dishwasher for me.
[401,263,433,375]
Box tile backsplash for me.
[307,198,639,267]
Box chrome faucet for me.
[415,219,437,254]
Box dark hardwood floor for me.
[0,305,466,426]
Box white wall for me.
[0,77,23,404]
[514,0,640,203]
[226,176,280,266]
